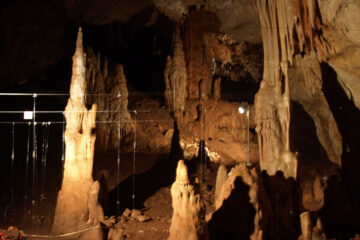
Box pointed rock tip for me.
[76,27,83,50]
[176,160,189,183]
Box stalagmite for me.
[209,164,262,240]
[52,27,103,240]
[300,211,312,240]
[86,49,133,152]
[214,164,227,203]
[164,27,187,114]
[302,175,325,212]
[169,160,208,240]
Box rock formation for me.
[254,0,300,179]
[178,99,258,165]
[290,52,342,166]
[86,48,174,155]
[164,11,259,165]
[169,160,208,240]
[208,163,262,240]
[86,49,133,152]
[214,164,227,203]
[164,27,188,113]
[254,0,342,178]
[52,28,103,240]
[316,0,360,110]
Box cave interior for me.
[0,1,360,240]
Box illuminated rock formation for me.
[290,52,342,166]
[52,27,103,240]
[214,164,227,203]
[178,99,258,165]
[164,13,259,165]
[169,160,208,240]
[254,0,299,179]
[164,27,187,113]
[254,0,342,178]
[208,164,262,240]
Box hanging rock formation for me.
[52,28,103,240]
[169,160,208,240]
[254,0,299,179]
[254,0,343,178]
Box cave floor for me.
[0,153,217,240]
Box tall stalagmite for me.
[169,160,208,240]
[164,27,187,114]
[52,28,103,240]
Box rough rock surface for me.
[52,28,103,240]
[86,48,174,154]
[214,165,227,203]
[178,99,258,164]
[164,27,188,113]
[208,164,262,240]
[316,0,360,109]
[290,51,342,166]
[154,0,261,43]
[169,160,208,240]
[86,48,133,152]
[163,11,259,165]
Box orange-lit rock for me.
[169,160,208,240]
[52,27,103,240]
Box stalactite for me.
[253,0,326,179]
[52,27,103,240]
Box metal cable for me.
[31,94,38,215]
[24,122,31,216]
[116,96,121,216]
[0,119,174,124]
[40,122,50,201]
[132,111,137,210]
[22,225,101,238]
[10,122,15,205]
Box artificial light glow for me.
[238,106,245,114]
[24,111,33,120]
